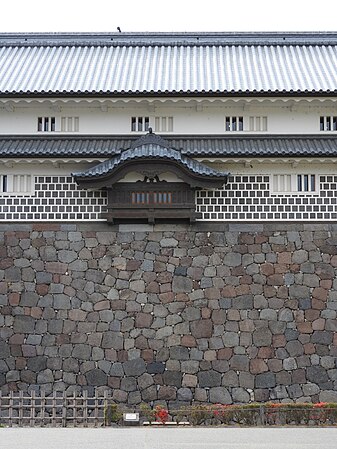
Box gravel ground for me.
[1,427,337,449]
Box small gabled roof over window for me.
[73,131,229,190]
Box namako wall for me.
[1,221,337,406]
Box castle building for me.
[1,32,337,406]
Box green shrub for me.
[139,403,156,423]
[104,402,122,425]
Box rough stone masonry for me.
[1,221,337,407]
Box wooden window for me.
[1,174,7,193]
[132,191,172,205]
[131,117,149,132]
[320,116,337,131]
[38,117,56,132]
[61,117,79,132]
[272,174,316,194]
[154,117,173,132]
[225,116,243,131]
[297,174,316,192]
[272,174,292,193]
[249,116,268,131]
[0,174,33,194]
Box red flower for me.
[155,406,169,424]
[313,402,327,408]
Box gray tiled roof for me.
[0,135,337,158]
[1,33,337,95]
[72,144,228,179]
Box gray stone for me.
[53,294,71,309]
[137,373,154,390]
[123,358,146,376]
[181,360,200,374]
[209,387,232,404]
[198,370,221,387]
[191,319,213,339]
[278,308,293,322]
[63,358,79,373]
[48,320,63,334]
[21,292,39,307]
[316,263,335,279]
[160,238,178,247]
[140,260,153,272]
[163,370,182,387]
[69,260,88,271]
[37,369,54,384]
[101,332,124,350]
[6,370,20,382]
[292,250,308,264]
[58,250,77,263]
[174,267,187,276]
[287,384,303,399]
[302,383,320,396]
[27,356,47,372]
[232,387,250,403]
[283,358,297,370]
[172,276,193,293]
[289,285,310,299]
[219,298,232,309]
[298,298,312,310]
[319,390,337,402]
[192,255,209,267]
[255,373,276,388]
[234,295,253,309]
[253,328,272,347]
[311,331,333,345]
[230,355,249,371]
[307,366,329,384]
[182,307,201,321]
[147,362,165,374]
[170,346,189,360]
[286,341,303,357]
[72,344,91,360]
[223,253,241,267]
[0,341,10,358]
[86,369,107,386]
[177,387,193,401]
[13,315,35,333]
[110,363,124,377]
[222,332,240,348]
[121,377,137,392]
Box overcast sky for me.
[1,0,337,33]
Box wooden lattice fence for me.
[0,391,111,427]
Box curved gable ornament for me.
[73,132,228,190]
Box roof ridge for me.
[1,31,337,47]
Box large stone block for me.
[198,370,221,387]
[86,369,107,386]
[190,319,213,338]
[209,387,232,404]
[253,328,272,347]
[255,372,276,388]
[172,276,193,293]
[101,332,123,350]
[306,366,329,384]
[163,370,182,387]
[123,358,146,376]
[13,315,35,333]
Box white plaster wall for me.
[0,99,336,135]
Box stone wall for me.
[1,222,337,406]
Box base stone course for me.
[1,222,337,405]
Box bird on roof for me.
[117,27,122,32]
